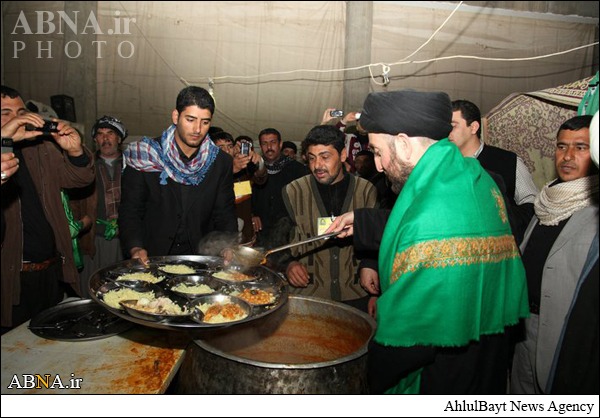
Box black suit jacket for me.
[119,150,238,256]
[478,144,533,244]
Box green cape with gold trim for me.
[377,139,529,394]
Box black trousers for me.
[3,262,64,333]
[342,295,370,314]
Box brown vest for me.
[282,174,377,301]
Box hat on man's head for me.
[91,115,128,141]
[360,90,452,140]
[282,141,297,153]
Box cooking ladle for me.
[231,229,347,267]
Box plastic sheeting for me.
[2,1,597,144]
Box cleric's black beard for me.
[387,153,413,194]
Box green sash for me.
[377,139,529,394]
[61,190,83,271]
[577,71,598,116]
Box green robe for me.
[578,71,598,116]
[377,139,529,394]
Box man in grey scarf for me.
[511,115,599,394]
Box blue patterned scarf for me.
[123,124,219,185]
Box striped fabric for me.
[283,174,377,301]
[123,124,219,185]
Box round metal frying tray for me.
[89,255,289,330]
[28,298,134,341]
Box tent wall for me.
[2,1,598,148]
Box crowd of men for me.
[1,79,598,394]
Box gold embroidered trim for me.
[391,235,519,283]
[492,188,508,224]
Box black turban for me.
[360,90,452,140]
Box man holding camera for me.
[211,131,265,244]
[212,131,264,179]
[322,108,369,173]
[1,85,95,332]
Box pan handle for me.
[263,228,346,258]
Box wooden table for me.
[1,321,190,394]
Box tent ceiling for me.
[2,1,598,146]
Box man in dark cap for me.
[68,115,129,295]
[326,89,529,394]
[281,140,298,160]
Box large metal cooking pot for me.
[176,295,376,394]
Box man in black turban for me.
[324,89,527,394]
[360,90,452,140]
[356,90,452,194]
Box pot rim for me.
[194,295,376,369]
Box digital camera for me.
[1,137,13,154]
[330,110,344,118]
[25,120,59,133]
[240,141,251,155]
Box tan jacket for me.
[282,174,377,301]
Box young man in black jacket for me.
[119,86,238,264]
